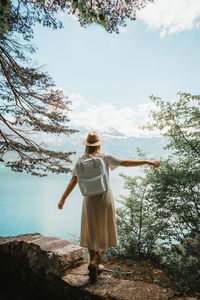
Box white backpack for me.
[75,154,108,197]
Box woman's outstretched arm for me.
[120,160,160,167]
[58,175,78,209]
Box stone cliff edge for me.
[0,233,197,300]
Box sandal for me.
[88,252,99,283]
[88,262,98,283]
[95,251,103,274]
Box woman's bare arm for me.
[120,160,160,167]
[58,175,78,209]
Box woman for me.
[58,131,160,283]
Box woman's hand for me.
[58,199,65,210]
[148,160,160,168]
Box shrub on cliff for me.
[115,162,173,259]
[144,93,200,254]
[111,93,200,297]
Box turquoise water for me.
[0,166,136,243]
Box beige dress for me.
[72,151,122,251]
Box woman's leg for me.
[88,249,104,264]
[88,249,105,282]
[97,251,104,273]
[88,249,99,283]
[88,248,96,263]
[98,250,104,261]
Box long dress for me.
[72,151,122,251]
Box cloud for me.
[69,100,160,138]
[34,95,162,149]
[137,0,200,38]
[68,93,88,109]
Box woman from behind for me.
[58,131,160,283]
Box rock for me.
[0,233,84,278]
[0,233,199,300]
[62,263,175,300]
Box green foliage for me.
[114,93,200,296]
[0,1,78,176]
[115,158,173,259]
[1,0,153,35]
[146,93,200,296]
[144,92,200,160]
[147,157,200,241]
[159,244,200,296]
[0,0,9,34]
[1,0,64,39]
[144,93,200,243]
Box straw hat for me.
[82,131,104,146]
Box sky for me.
[32,0,200,138]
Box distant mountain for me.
[54,127,170,163]
[1,127,170,173]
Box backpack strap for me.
[81,154,95,161]
[79,154,97,171]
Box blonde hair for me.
[85,145,101,155]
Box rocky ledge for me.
[0,233,198,300]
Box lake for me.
[0,166,139,244]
